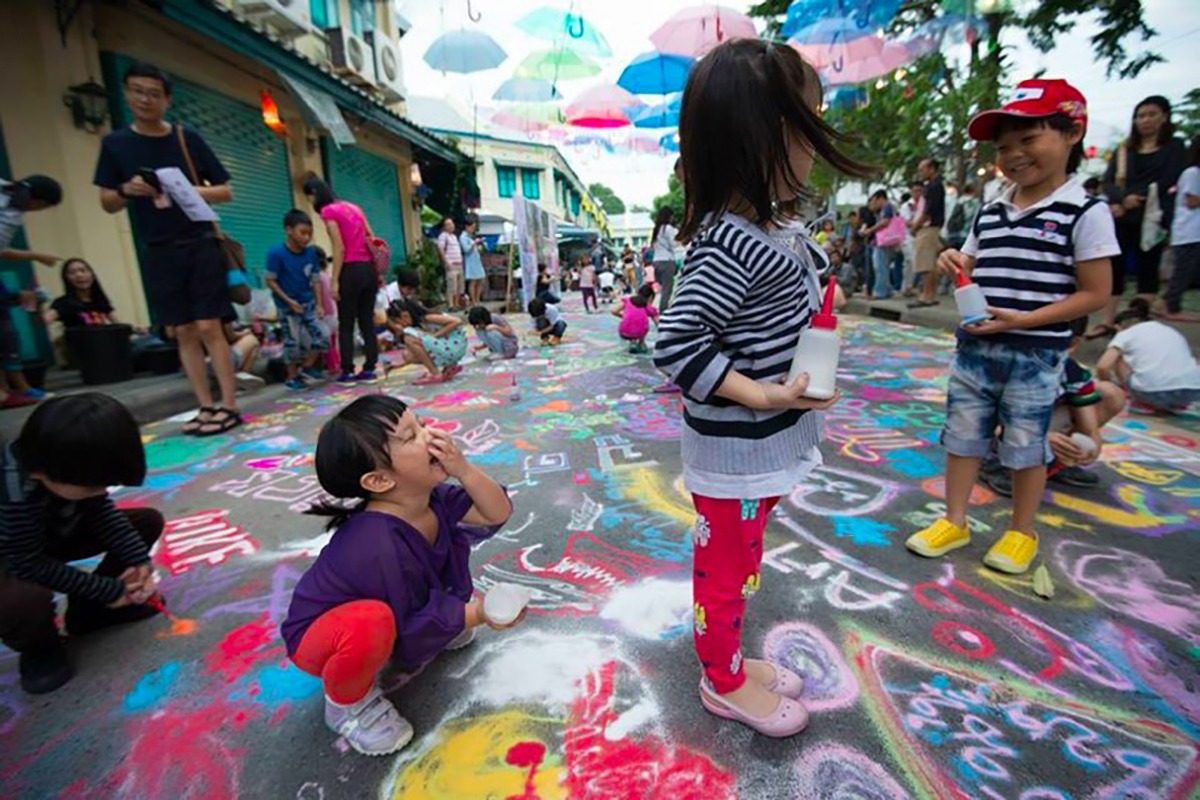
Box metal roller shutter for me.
[102,53,294,287]
[324,143,407,265]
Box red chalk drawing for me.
[154,510,258,576]
[244,454,313,471]
[505,741,546,800]
[204,612,284,683]
[564,661,735,799]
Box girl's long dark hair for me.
[302,174,337,212]
[677,39,874,242]
[1129,96,1176,148]
[307,395,408,530]
[61,259,111,308]
[651,206,675,255]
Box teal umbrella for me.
[492,77,563,102]
[516,7,612,58]
[423,30,507,74]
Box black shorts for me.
[0,315,21,371]
[144,236,232,326]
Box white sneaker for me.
[324,687,413,756]
[235,372,265,392]
[445,627,476,650]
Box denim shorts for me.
[1131,386,1200,410]
[942,339,1066,470]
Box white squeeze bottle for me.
[483,583,532,626]
[953,266,991,325]
[787,277,840,399]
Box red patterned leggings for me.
[691,494,781,694]
[290,600,396,704]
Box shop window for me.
[310,0,338,28]
[521,169,541,200]
[349,0,376,35]
[497,166,516,198]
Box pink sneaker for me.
[413,373,445,387]
[749,659,804,699]
[698,678,809,737]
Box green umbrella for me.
[515,49,602,82]
[515,7,612,58]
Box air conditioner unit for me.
[366,32,405,102]
[329,28,377,87]
[232,0,311,38]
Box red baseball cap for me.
[967,78,1088,141]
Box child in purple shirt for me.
[281,395,520,755]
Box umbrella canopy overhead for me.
[617,52,695,96]
[516,48,603,82]
[659,131,681,153]
[631,93,683,129]
[423,30,507,74]
[516,7,613,58]
[794,34,911,84]
[492,77,563,102]
[565,83,642,129]
[790,16,878,45]
[650,4,758,58]
[782,0,903,38]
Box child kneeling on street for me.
[281,396,519,755]
[0,393,163,694]
[906,78,1119,575]
[527,298,566,345]
[467,305,519,360]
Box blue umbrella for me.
[617,52,695,96]
[492,77,562,102]
[516,7,613,58]
[791,17,877,44]
[632,94,683,129]
[785,0,903,39]
[659,131,680,153]
[423,30,507,74]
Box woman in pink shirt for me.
[304,176,379,383]
[613,284,659,354]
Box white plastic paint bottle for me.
[953,266,991,325]
[483,583,532,626]
[787,277,840,399]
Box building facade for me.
[0,0,464,362]
[610,212,655,250]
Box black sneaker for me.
[980,467,1013,498]
[1050,465,1100,488]
[20,643,74,695]
[65,601,159,636]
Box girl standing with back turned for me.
[653,40,872,738]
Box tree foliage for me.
[587,182,626,215]
[651,174,685,222]
[1176,88,1200,146]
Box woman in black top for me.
[1089,96,1187,339]
[44,259,116,328]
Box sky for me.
[398,0,1200,210]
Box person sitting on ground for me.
[45,259,117,328]
[980,317,1126,497]
[0,393,164,695]
[467,306,519,360]
[170,322,264,393]
[265,210,329,392]
[281,395,519,756]
[597,268,617,305]
[527,297,566,345]
[614,285,659,354]
[385,299,467,386]
[1095,297,1200,414]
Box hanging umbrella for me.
[650,5,759,58]
[805,36,911,85]
[423,30,507,74]
[632,94,683,129]
[515,49,602,82]
[659,131,681,153]
[565,84,642,129]
[515,7,613,58]
[617,52,695,96]
[492,77,562,102]
[623,135,664,155]
[492,110,554,134]
[790,17,877,45]
[564,134,616,154]
[782,0,903,38]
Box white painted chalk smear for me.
[600,579,693,640]
[466,632,614,709]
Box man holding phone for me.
[94,62,241,436]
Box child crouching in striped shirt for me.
[653,40,873,738]
[906,78,1119,575]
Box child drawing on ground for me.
[281,396,518,755]
[653,40,871,737]
[0,393,163,694]
[905,79,1118,575]
[1096,298,1200,414]
[614,284,659,354]
[467,305,519,360]
[527,297,566,345]
[385,299,468,386]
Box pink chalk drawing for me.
[762,622,859,711]
[793,743,913,799]
[1110,622,1200,730]
[1056,541,1200,646]
[243,454,313,471]
[154,510,259,576]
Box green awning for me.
[278,72,355,147]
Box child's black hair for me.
[1115,297,1153,327]
[123,62,173,96]
[302,175,337,211]
[60,258,112,309]
[5,175,63,210]
[1083,177,1101,192]
[395,269,421,289]
[993,113,1085,174]
[467,306,492,326]
[637,284,655,301]
[314,245,329,268]
[387,298,425,326]
[307,395,408,530]
[284,208,312,229]
[629,294,648,308]
[16,393,145,487]
[678,39,874,241]
[528,298,547,317]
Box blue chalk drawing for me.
[124,662,182,712]
[252,663,321,706]
[830,516,896,547]
[886,448,943,479]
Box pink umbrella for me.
[565,84,643,129]
[492,110,553,134]
[650,5,758,58]
[793,36,910,85]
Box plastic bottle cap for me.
[954,265,971,288]
[813,276,839,330]
[811,311,837,330]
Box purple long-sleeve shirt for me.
[281,484,502,669]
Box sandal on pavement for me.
[413,373,445,387]
[698,678,809,737]
[194,407,242,437]
[182,406,217,436]
[748,659,804,699]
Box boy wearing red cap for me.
[905,79,1119,574]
